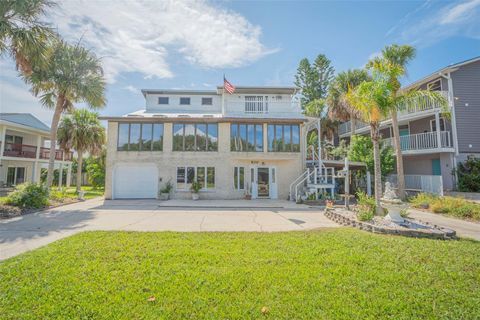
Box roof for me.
[141,86,298,97]
[0,113,50,133]
[404,55,480,90]
[141,89,217,97]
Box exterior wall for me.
[145,93,221,114]
[452,60,480,153]
[105,121,304,200]
[0,160,35,185]
[403,153,455,190]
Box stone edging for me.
[324,208,457,240]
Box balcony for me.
[382,131,453,154]
[338,90,449,136]
[225,99,302,117]
[1,142,72,161]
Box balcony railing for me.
[1,142,72,161]
[382,131,452,151]
[225,100,301,115]
[3,142,37,158]
[338,91,449,136]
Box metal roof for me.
[0,113,50,133]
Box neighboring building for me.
[337,56,480,194]
[101,86,329,200]
[0,113,73,187]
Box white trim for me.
[430,117,446,132]
[233,166,245,190]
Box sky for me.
[1,0,479,125]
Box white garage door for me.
[113,164,158,199]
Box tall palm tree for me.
[0,0,55,75]
[26,39,106,187]
[327,69,370,135]
[346,78,391,214]
[57,109,105,192]
[368,44,448,199]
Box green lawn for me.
[62,186,104,199]
[1,229,479,319]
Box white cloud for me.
[387,0,480,47]
[50,0,275,83]
[123,85,138,94]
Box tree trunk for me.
[391,111,405,199]
[371,123,383,215]
[46,94,65,187]
[76,151,83,192]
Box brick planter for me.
[324,208,457,240]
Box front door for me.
[432,159,441,176]
[257,167,269,197]
[399,128,409,150]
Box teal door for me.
[399,128,409,150]
[432,159,441,176]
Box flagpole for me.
[222,74,225,116]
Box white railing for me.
[382,131,452,151]
[387,174,443,196]
[225,100,301,115]
[339,91,449,136]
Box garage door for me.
[113,164,158,199]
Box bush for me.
[356,191,376,221]
[410,193,480,221]
[456,158,480,192]
[49,189,68,202]
[5,183,49,209]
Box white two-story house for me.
[0,113,73,187]
[101,86,313,200]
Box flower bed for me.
[324,207,456,240]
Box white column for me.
[66,163,72,188]
[58,162,63,188]
[317,119,322,168]
[0,125,7,163]
[435,112,442,149]
[366,171,372,196]
[32,136,42,183]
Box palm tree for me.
[346,78,391,214]
[0,0,55,75]
[368,44,448,199]
[57,109,105,192]
[27,39,106,187]
[326,69,370,135]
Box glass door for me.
[6,167,25,186]
[257,167,269,197]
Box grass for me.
[62,186,104,199]
[1,229,479,319]
[410,193,480,221]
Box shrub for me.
[160,181,173,194]
[49,189,68,202]
[356,191,376,221]
[5,183,49,209]
[456,158,480,192]
[410,193,480,221]
[190,181,202,193]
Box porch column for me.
[58,162,63,188]
[435,112,442,149]
[366,171,372,196]
[66,163,72,187]
[317,119,321,167]
[32,136,42,183]
[0,125,6,163]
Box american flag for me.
[224,76,236,94]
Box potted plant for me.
[159,181,173,200]
[190,181,202,200]
[325,195,335,208]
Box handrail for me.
[289,169,308,200]
[295,168,315,201]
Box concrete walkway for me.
[0,198,338,261]
[408,208,480,241]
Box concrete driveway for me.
[0,198,338,260]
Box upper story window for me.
[202,97,213,105]
[427,80,441,91]
[180,97,191,105]
[245,96,268,113]
[268,124,300,152]
[173,123,218,151]
[158,97,169,104]
[117,123,164,151]
[5,134,23,145]
[230,123,263,152]
[430,117,446,132]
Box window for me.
[234,167,245,190]
[158,97,169,104]
[176,166,215,190]
[173,123,218,151]
[117,123,164,151]
[202,97,213,105]
[427,80,441,91]
[268,124,300,152]
[430,118,446,132]
[180,97,191,105]
[5,135,23,145]
[230,123,263,152]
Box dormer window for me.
[202,97,213,105]
[180,97,191,105]
[158,97,169,104]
